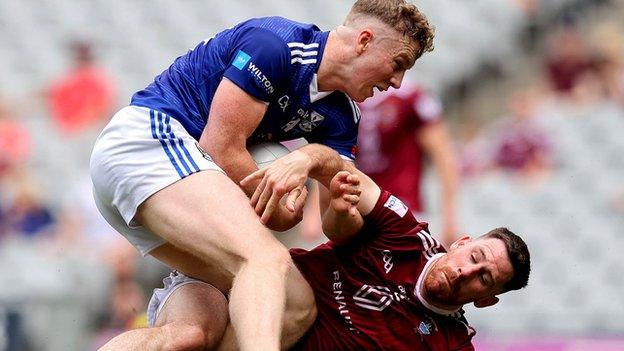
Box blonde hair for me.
[346,0,435,59]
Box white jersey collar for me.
[414,253,462,316]
[309,74,333,103]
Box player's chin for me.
[348,88,369,103]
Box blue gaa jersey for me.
[131,16,360,160]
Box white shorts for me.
[90,106,224,256]
[147,271,225,327]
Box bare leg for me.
[137,171,291,350]
[99,282,228,351]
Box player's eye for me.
[471,253,477,263]
[480,274,488,285]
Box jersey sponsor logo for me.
[288,42,319,65]
[332,270,359,333]
[232,50,251,70]
[248,62,275,95]
[383,195,408,217]
[353,285,393,311]
[353,284,410,312]
[382,250,393,274]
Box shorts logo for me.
[195,142,213,161]
[232,50,251,70]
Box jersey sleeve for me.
[223,27,291,102]
[360,190,442,255]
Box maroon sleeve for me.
[359,190,439,253]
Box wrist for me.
[292,149,315,172]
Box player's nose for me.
[389,71,405,89]
[458,264,479,278]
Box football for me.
[248,142,291,169]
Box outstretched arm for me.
[242,144,382,242]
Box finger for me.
[250,176,267,208]
[342,194,360,204]
[336,170,350,182]
[346,173,360,186]
[255,179,275,214]
[260,189,282,224]
[293,187,308,215]
[240,168,267,187]
[340,183,361,196]
[285,187,302,212]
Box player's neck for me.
[317,30,352,93]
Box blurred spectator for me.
[1,172,55,239]
[491,87,553,180]
[544,24,597,97]
[47,40,117,134]
[0,96,31,177]
[357,82,459,246]
[591,22,624,105]
[455,120,492,179]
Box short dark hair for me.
[480,227,530,293]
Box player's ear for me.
[449,235,471,250]
[356,29,374,55]
[473,296,499,308]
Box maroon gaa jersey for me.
[356,85,443,212]
[290,190,475,350]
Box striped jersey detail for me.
[288,42,318,65]
[416,230,441,260]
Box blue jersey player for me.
[92,1,435,350]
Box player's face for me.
[348,31,418,102]
[423,237,514,308]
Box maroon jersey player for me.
[290,190,473,350]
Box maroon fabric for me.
[356,87,442,212]
[291,191,474,350]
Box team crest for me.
[299,111,325,132]
[417,321,433,336]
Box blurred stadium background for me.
[1,0,623,350]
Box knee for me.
[245,244,293,276]
[294,300,317,332]
[163,322,221,351]
[283,299,317,347]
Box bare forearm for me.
[297,144,348,188]
[202,141,260,197]
[322,208,364,244]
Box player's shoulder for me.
[234,16,321,44]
